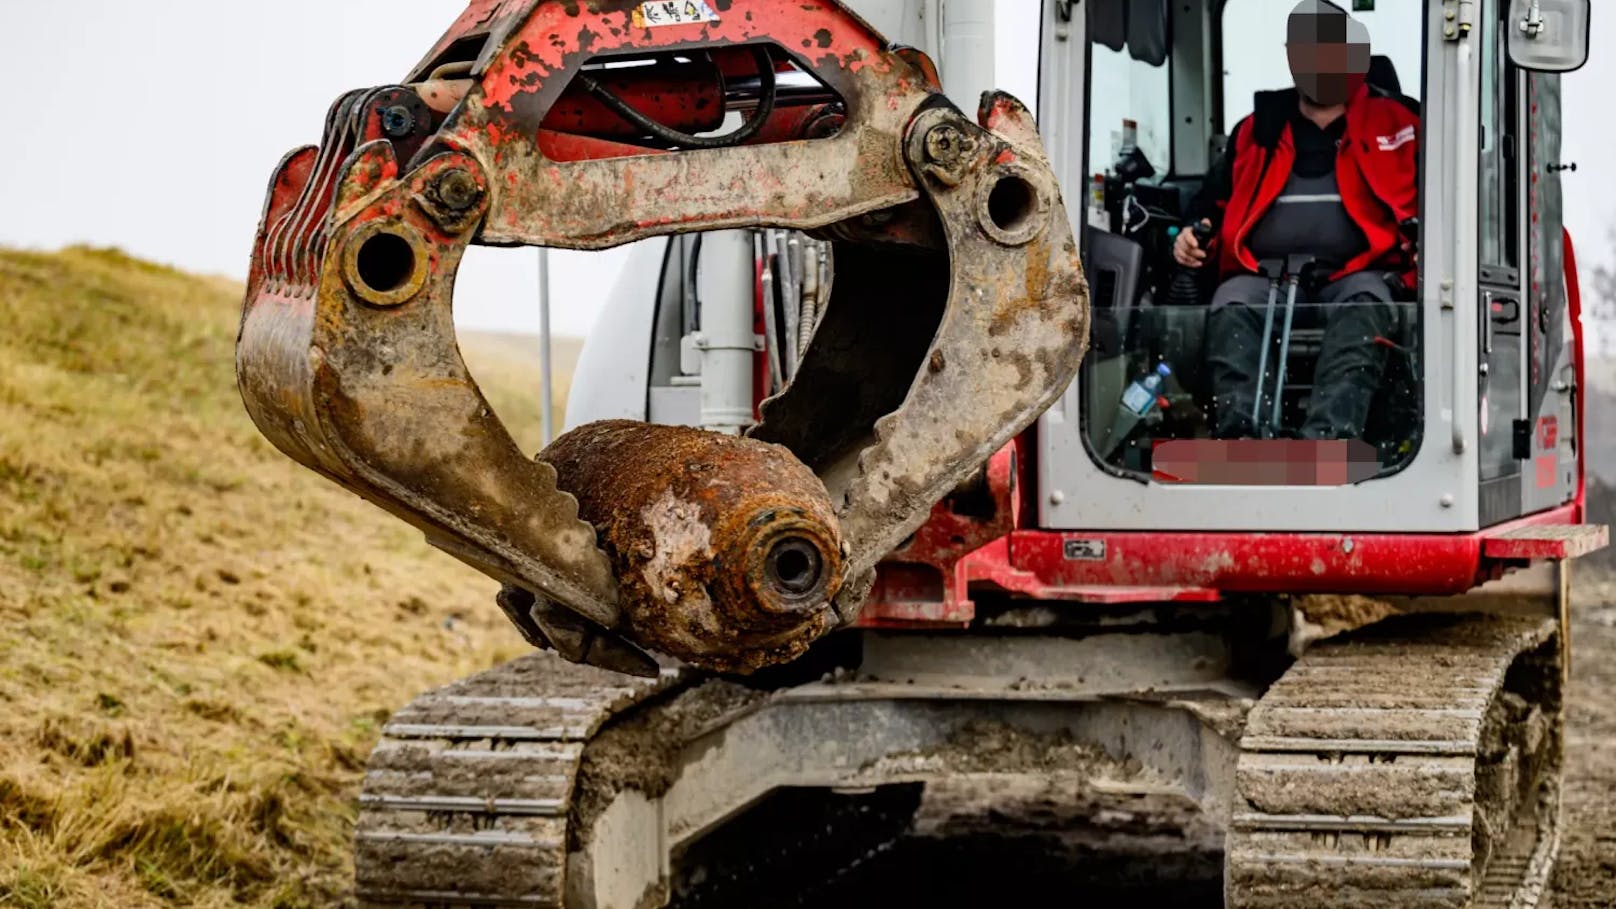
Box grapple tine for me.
[237,133,624,630]
[851,95,1087,569]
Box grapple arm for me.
[237,0,1089,672]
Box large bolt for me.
[435,169,481,211]
[920,122,975,187]
[924,124,965,166]
[381,105,416,139]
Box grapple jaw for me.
[237,0,1089,674]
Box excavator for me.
[237,0,1607,906]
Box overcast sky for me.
[0,2,1610,340]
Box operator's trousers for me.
[1205,271,1399,440]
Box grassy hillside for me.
[0,248,573,907]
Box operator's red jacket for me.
[1194,82,1420,286]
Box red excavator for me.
[237,1,1606,906]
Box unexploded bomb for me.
[540,420,844,673]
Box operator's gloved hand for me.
[1173,218,1214,269]
[495,584,660,678]
[1398,216,1420,269]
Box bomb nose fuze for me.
[539,420,843,674]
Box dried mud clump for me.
[1290,594,1401,652]
[570,679,767,849]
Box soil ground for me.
[1552,574,1616,907]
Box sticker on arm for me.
[632,1,720,28]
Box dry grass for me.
[0,247,571,907]
[458,330,583,456]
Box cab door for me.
[1475,0,1529,524]
[1475,0,1579,524]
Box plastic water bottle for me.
[1121,363,1172,417]
[1101,362,1173,460]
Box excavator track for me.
[1226,613,1564,909]
[354,653,691,908]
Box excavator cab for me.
[1047,0,1581,531]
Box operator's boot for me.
[1298,289,1399,440]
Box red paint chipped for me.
[478,0,890,111]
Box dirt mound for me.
[0,248,553,907]
[1553,564,1616,905]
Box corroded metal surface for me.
[540,420,842,674]
[236,0,1089,670]
[1227,614,1563,908]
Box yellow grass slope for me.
[0,248,570,907]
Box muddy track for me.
[1550,577,1616,907]
[793,589,1616,909]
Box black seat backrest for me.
[1088,0,1127,52]
[1367,55,1420,114]
[1367,55,1402,95]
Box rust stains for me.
[541,420,843,673]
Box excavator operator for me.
[1172,0,1419,441]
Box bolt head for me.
[381,105,416,139]
[436,169,482,212]
[925,124,965,164]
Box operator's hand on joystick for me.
[1173,218,1214,269]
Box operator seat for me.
[1367,55,1420,114]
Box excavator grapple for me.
[236,0,1088,674]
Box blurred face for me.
[1288,10,1371,106]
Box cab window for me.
[1088,41,1171,186]
[1079,0,1424,485]
[1221,0,1423,130]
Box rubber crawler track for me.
[1226,614,1563,909]
[354,652,691,908]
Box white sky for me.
[0,2,1610,339]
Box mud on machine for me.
[236,0,1606,905]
